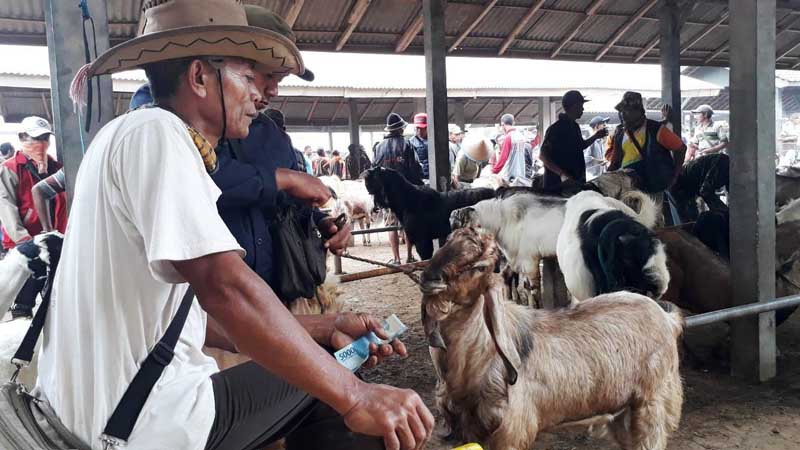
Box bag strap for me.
[11,240,61,372]
[101,287,195,446]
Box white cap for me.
[448,124,464,135]
[20,116,52,138]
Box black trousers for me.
[13,276,45,311]
[205,362,384,450]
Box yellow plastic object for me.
[451,444,483,450]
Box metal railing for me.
[684,294,800,328]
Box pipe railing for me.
[684,294,800,328]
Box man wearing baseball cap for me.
[607,91,685,195]
[37,2,433,450]
[539,90,607,191]
[0,116,67,318]
[409,113,430,179]
[448,124,465,168]
[687,104,728,160]
[585,116,610,179]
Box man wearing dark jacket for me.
[539,90,607,192]
[345,143,371,180]
[373,112,422,264]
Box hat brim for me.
[88,25,305,78]
[22,128,52,138]
[297,68,314,82]
[384,122,407,132]
[415,123,428,128]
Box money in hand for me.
[334,314,408,371]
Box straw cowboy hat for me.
[83,0,305,78]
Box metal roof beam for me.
[707,6,800,63]
[550,0,605,59]
[336,0,373,51]
[470,99,494,122]
[306,98,319,122]
[330,99,346,124]
[395,10,424,53]
[777,16,800,60]
[449,0,498,53]
[701,0,800,10]
[359,99,376,121]
[285,0,305,28]
[634,35,661,62]
[681,10,728,54]
[595,0,659,61]
[498,0,546,56]
[514,98,537,118]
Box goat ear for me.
[422,302,447,349]
[483,283,521,385]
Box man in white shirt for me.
[35,2,433,450]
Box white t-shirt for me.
[35,108,243,450]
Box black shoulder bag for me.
[269,204,328,302]
[0,239,197,450]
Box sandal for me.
[387,258,401,265]
[406,256,418,264]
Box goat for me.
[556,191,667,301]
[777,197,800,225]
[420,227,683,450]
[450,192,567,303]
[364,167,495,259]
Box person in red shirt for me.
[0,116,67,317]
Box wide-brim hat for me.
[84,0,304,79]
[461,136,492,163]
[385,112,408,132]
[615,91,644,112]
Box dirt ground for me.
[337,239,800,450]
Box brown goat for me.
[421,228,684,450]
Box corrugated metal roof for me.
[1,1,799,68]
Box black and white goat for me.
[557,191,668,301]
[364,167,496,259]
[0,232,63,386]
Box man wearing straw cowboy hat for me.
[38,2,433,450]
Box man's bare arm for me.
[175,252,434,450]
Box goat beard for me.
[421,302,447,349]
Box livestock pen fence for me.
[333,223,800,331]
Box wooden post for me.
[422,0,450,192]
[729,0,777,382]
[44,0,114,206]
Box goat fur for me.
[450,192,567,302]
[557,191,667,301]
[364,167,495,259]
[421,228,683,450]
[777,197,800,225]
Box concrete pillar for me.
[660,0,682,134]
[538,97,555,134]
[729,0,777,382]
[422,0,450,192]
[348,99,361,150]
[453,99,466,130]
[328,131,335,153]
[44,0,114,205]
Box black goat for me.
[364,167,495,259]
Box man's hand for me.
[276,168,332,207]
[318,216,352,255]
[343,382,435,450]
[329,313,408,369]
[591,127,609,141]
[661,104,672,122]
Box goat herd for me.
[2,166,800,449]
[358,166,800,450]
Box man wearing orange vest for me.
[0,116,67,317]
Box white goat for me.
[556,191,667,301]
[777,197,800,225]
[450,193,566,302]
[421,227,683,450]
